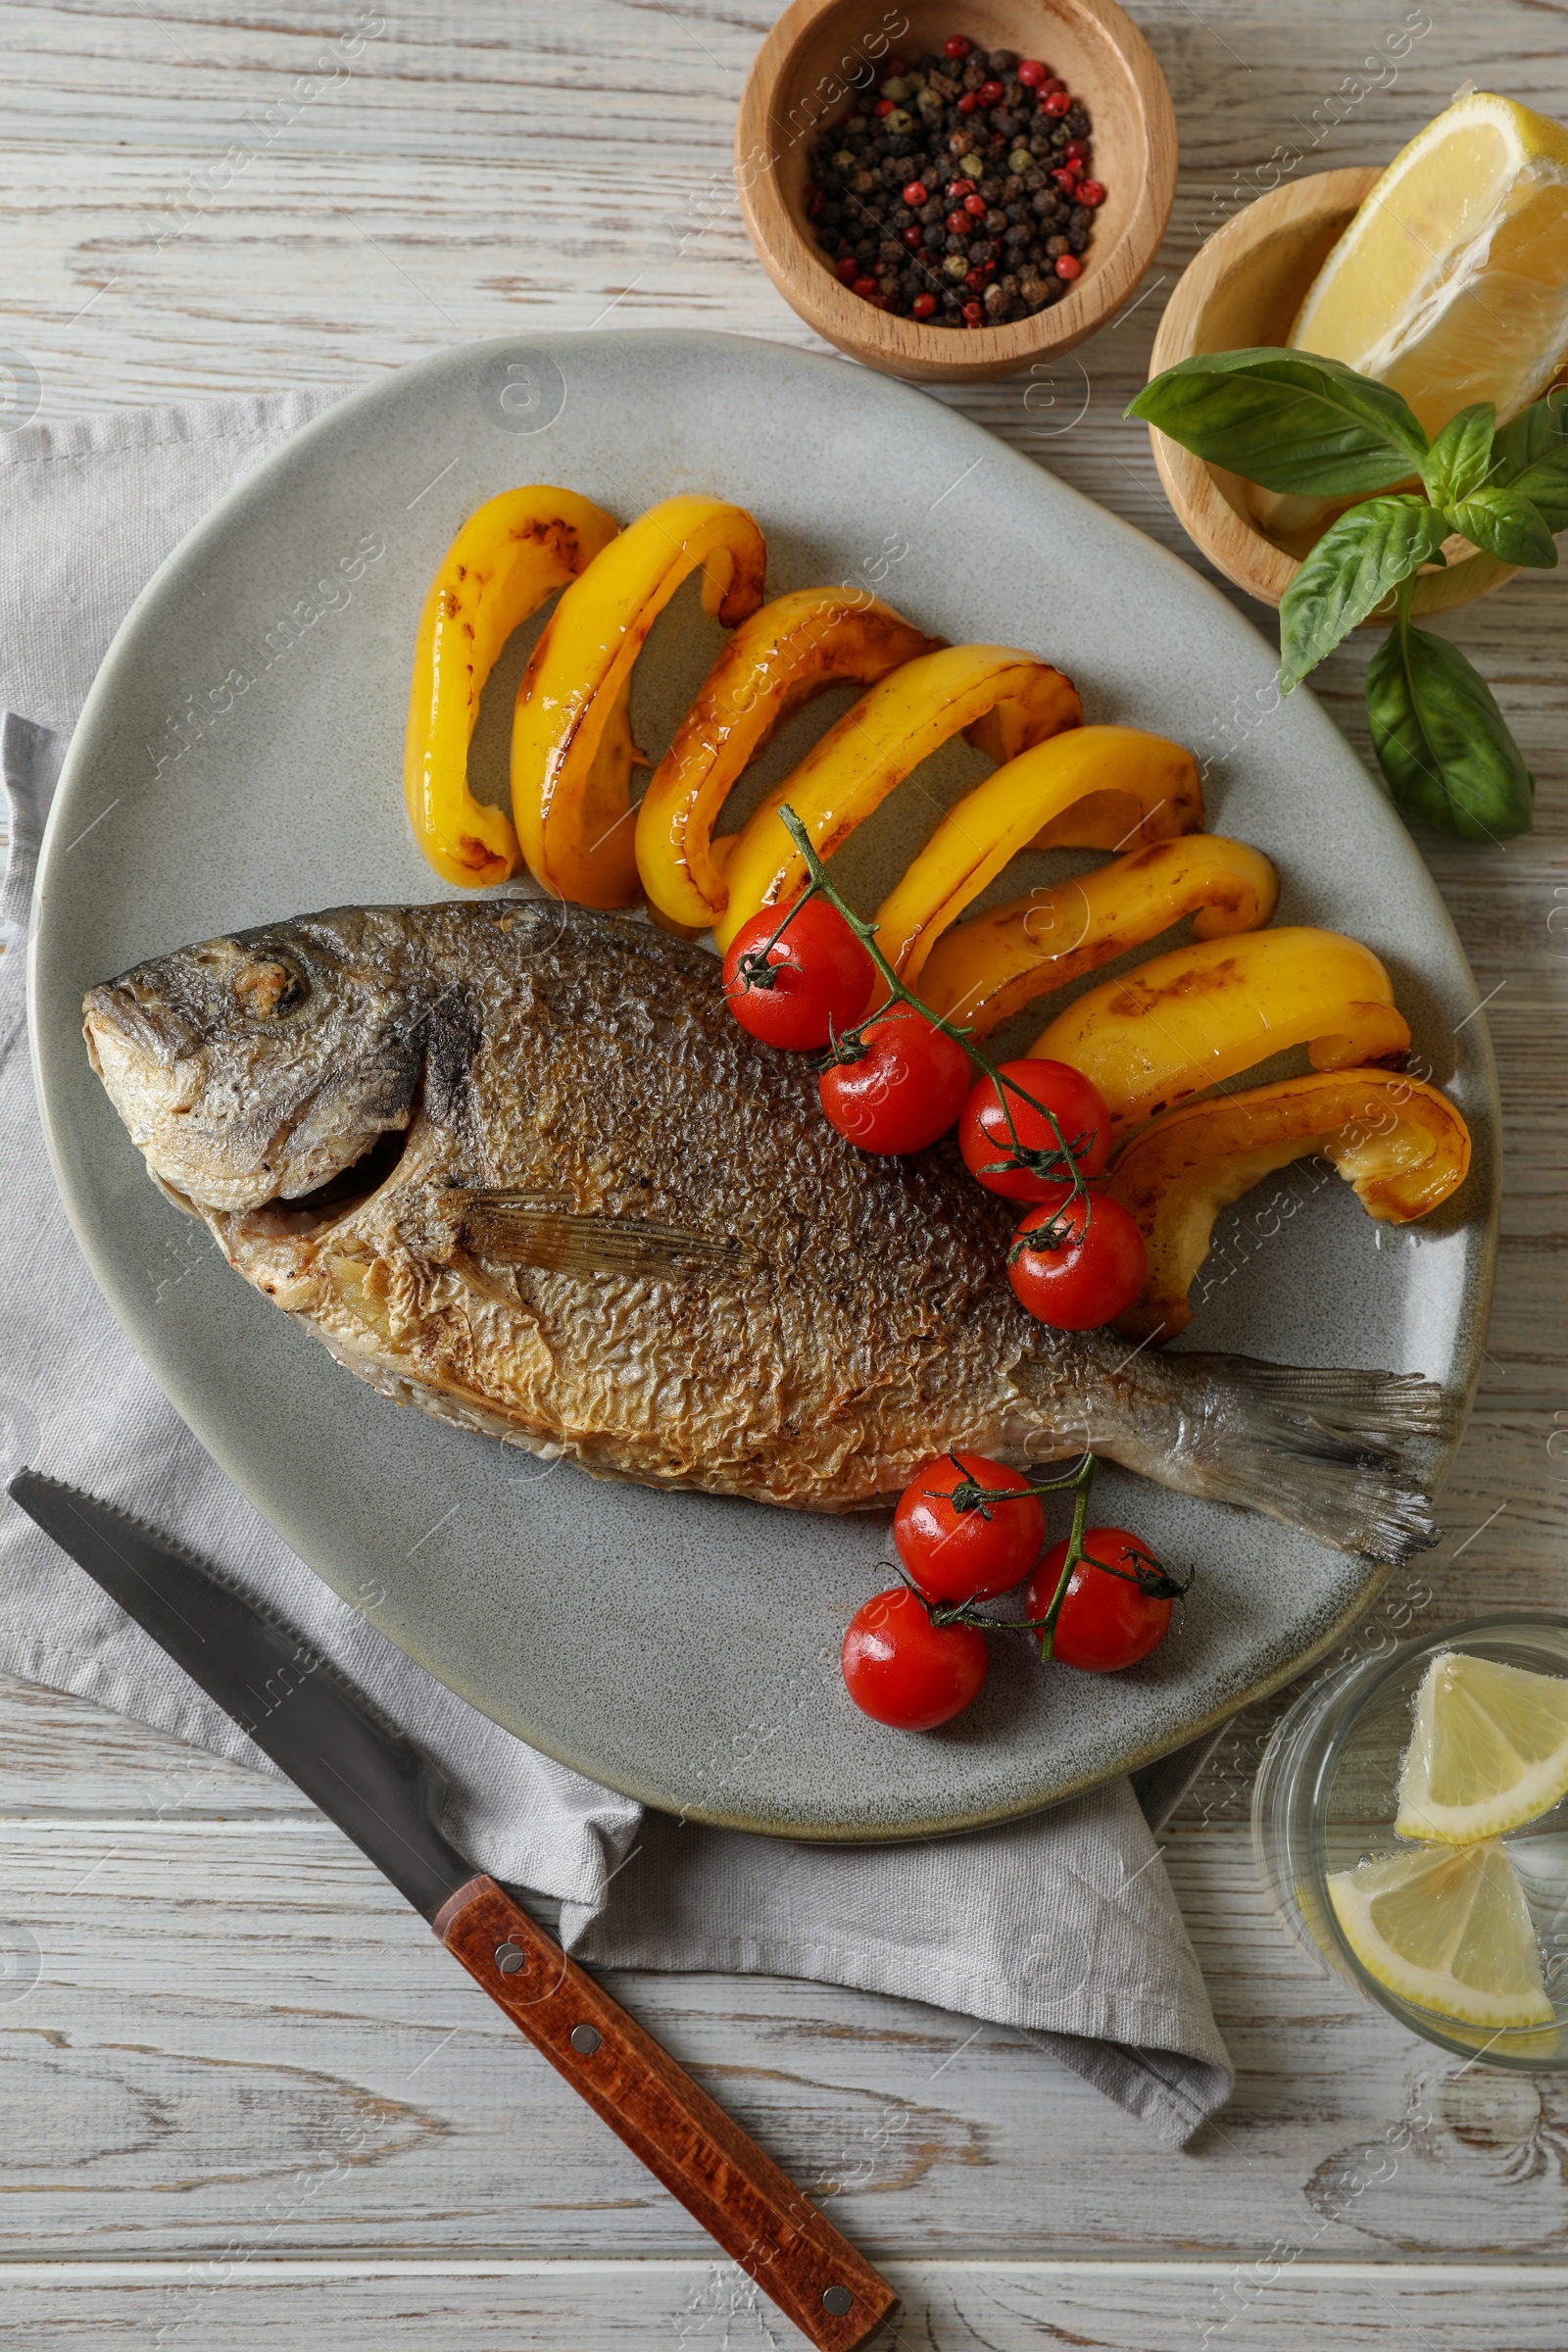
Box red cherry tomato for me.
[721,899,873,1051]
[1007,1186,1147,1330]
[1025,1526,1179,1671]
[895,1450,1045,1603]
[958,1057,1111,1200]
[818,1009,971,1154]
[841,1586,988,1730]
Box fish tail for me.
[1080,1351,1445,1563]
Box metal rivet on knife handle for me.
[569,2021,602,2054]
[822,2286,854,2316]
[495,1941,527,1974]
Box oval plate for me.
[29,330,1496,1839]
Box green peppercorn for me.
[1008,148,1033,175]
[959,152,984,177]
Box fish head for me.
[83,910,431,1214]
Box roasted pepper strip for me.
[513,495,766,908]
[712,644,1081,954]
[871,726,1204,989]
[1105,1070,1474,1344]
[1029,927,1411,1134]
[404,486,620,889]
[920,833,1279,1033]
[635,590,940,930]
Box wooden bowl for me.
[1146,169,1518,615]
[736,0,1177,384]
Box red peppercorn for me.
[962,191,986,217]
[807,186,824,218]
[873,96,895,117]
[964,265,985,289]
[883,52,906,78]
[945,177,975,198]
[1054,253,1081,280]
[902,222,924,249]
[868,292,893,310]
[944,33,971,58]
[1043,76,1066,93]
[1076,179,1105,206]
[911,291,938,318]
[1052,168,1076,193]
[978,78,1004,105]
[853,274,879,296]
[1064,137,1091,160]
[962,299,984,325]
[1017,58,1047,86]
[946,209,970,235]
[835,254,858,283]
[1045,88,1072,115]
[956,89,978,112]
[902,180,928,207]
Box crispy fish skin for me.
[84,902,1442,1557]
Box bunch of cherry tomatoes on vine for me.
[720,849,1187,1733]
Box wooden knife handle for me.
[434,1875,898,2351]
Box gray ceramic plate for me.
[30,330,1497,1839]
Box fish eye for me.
[231,955,308,1021]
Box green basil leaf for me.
[1446,485,1560,568]
[1364,617,1535,841]
[1420,402,1495,510]
[1490,390,1568,529]
[1127,350,1429,496]
[1279,497,1449,695]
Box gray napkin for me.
[0,392,1231,2145]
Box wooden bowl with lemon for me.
[1148,92,1568,615]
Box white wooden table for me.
[2,1,1565,2342]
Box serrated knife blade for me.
[7,1468,897,2352]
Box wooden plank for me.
[0,1812,1565,2264]
[2,2259,1568,2350]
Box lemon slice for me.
[1291,91,1568,436]
[1328,1840,1551,2029]
[1396,1651,1568,1842]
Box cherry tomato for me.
[895,1450,1045,1604]
[1007,1186,1147,1330]
[958,1057,1110,1200]
[841,1586,988,1729]
[721,899,873,1051]
[818,1009,971,1154]
[1024,1526,1178,1671]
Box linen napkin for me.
[0,391,1231,2145]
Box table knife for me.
[9,1469,898,2352]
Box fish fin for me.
[1081,1353,1444,1563]
[459,1193,746,1282]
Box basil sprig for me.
[1128,356,1558,841]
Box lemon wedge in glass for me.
[1291,90,1568,437]
[1396,1651,1568,1842]
[1328,1840,1551,2029]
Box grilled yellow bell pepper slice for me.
[713,644,1080,953]
[1030,927,1411,1134]
[404,486,619,889]
[513,494,766,908]
[920,833,1279,1034]
[871,726,1204,988]
[1105,1070,1473,1343]
[634,590,939,930]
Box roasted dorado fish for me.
[84,902,1440,1557]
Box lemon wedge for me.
[1396,1651,1568,1842]
[1328,1840,1551,2030]
[1291,91,1568,437]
